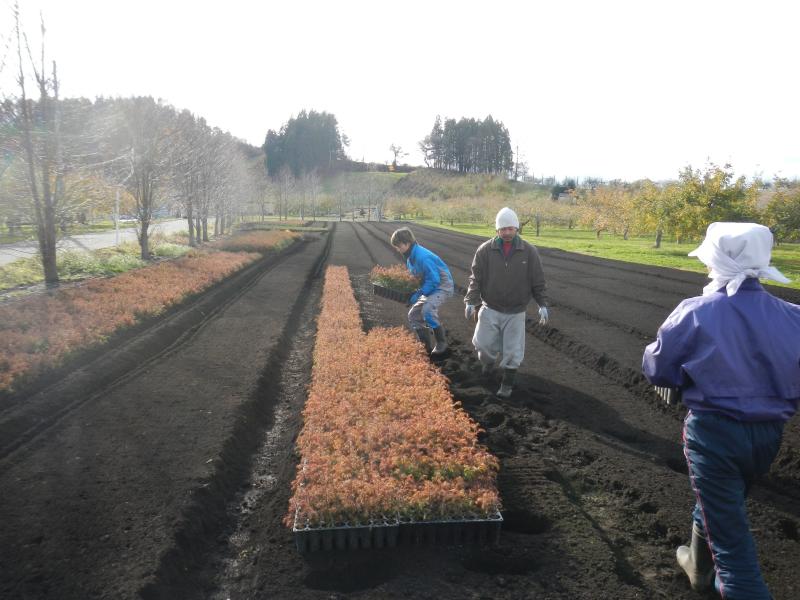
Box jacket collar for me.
[713,278,764,293]
[492,235,521,250]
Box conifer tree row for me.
[419,115,513,175]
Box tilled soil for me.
[1,222,799,600]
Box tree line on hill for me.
[262,110,348,178]
[419,115,514,175]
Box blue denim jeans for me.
[683,410,783,599]
[408,288,452,330]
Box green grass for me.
[415,219,800,290]
[0,239,192,291]
[0,218,187,245]
[235,220,328,233]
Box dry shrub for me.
[0,250,260,393]
[369,264,420,293]
[212,230,299,254]
[287,266,500,528]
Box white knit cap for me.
[688,222,789,296]
[495,207,519,230]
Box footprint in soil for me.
[454,391,488,410]
[461,545,539,575]
[520,387,553,406]
[485,429,517,457]
[779,518,799,541]
[501,508,553,535]
[505,415,531,436]
[481,404,507,429]
[638,501,658,514]
[303,554,395,592]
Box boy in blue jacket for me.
[390,227,454,355]
[643,222,800,599]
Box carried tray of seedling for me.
[654,385,682,405]
[369,265,420,304]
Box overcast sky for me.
[4,0,799,182]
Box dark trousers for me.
[683,411,783,599]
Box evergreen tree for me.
[263,110,346,178]
[421,115,513,175]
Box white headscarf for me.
[688,222,790,296]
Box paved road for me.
[0,220,189,266]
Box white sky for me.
[4,0,800,182]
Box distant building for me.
[556,192,575,204]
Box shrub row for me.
[0,230,298,393]
[211,230,298,253]
[286,266,500,528]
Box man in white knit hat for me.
[643,222,800,599]
[464,207,549,398]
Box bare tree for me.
[389,143,407,168]
[276,165,294,221]
[306,169,320,222]
[9,7,64,283]
[168,109,203,246]
[116,97,174,259]
[299,169,321,222]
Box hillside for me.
[389,169,545,199]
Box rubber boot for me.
[496,368,517,398]
[415,327,432,353]
[676,523,715,592]
[431,326,448,355]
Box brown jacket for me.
[464,235,548,314]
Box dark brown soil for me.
[1,222,799,600]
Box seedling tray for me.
[372,283,413,304]
[293,510,502,553]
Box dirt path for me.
[1,222,798,599]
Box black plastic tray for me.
[372,283,413,304]
[293,510,503,553]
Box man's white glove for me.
[465,304,477,321]
[538,306,549,325]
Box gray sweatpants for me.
[472,305,526,369]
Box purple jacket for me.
[642,278,800,422]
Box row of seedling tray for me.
[286,266,502,554]
[293,511,503,553]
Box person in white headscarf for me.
[688,221,790,296]
[464,207,549,398]
[643,222,800,599]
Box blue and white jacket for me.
[405,243,454,300]
[642,278,800,422]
